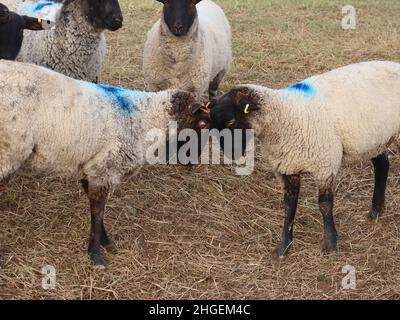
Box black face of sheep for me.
[210,87,260,160]
[0,4,45,60]
[86,0,123,31]
[157,0,203,37]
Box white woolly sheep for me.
[143,0,232,102]
[13,0,123,82]
[0,2,49,60]
[210,61,400,257]
[0,59,210,268]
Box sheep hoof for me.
[322,240,337,254]
[367,209,381,221]
[275,242,292,258]
[92,264,106,271]
[90,253,106,270]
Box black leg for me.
[319,188,337,253]
[100,222,116,252]
[276,175,300,257]
[82,179,109,268]
[87,188,108,268]
[208,71,224,104]
[81,179,89,194]
[81,179,114,250]
[369,153,389,220]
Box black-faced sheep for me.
[14,0,123,82]
[210,61,400,257]
[143,0,232,102]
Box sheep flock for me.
[1,0,400,300]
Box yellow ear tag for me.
[244,104,250,114]
[38,18,42,24]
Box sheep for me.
[0,59,210,268]
[210,60,400,257]
[143,0,232,103]
[0,2,49,60]
[14,0,123,82]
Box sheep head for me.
[210,86,261,159]
[82,0,123,31]
[157,0,203,37]
[167,90,211,164]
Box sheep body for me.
[143,0,231,99]
[0,60,177,188]
[14,0,108,82]
[211,60,400,256]
[244,61,400,186]
[0,59,205,267]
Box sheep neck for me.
[252,88,310,164]
[159,16,201,68]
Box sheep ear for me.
[189,103,203,115]
[23,16,44,31]
[237,99,260,114]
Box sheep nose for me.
[174,22,184,35]
[112,15,123,27]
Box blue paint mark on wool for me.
[19,1,57,16]
[32,2,54,12]
[96,84,133,113]
[287,81,316,96]
[92,83,150,115]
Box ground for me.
[1,0,400,300]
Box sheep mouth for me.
[171,30,188,37]
[104,20,123,31]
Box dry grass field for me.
[1,0,400,300]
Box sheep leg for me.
[319,187,338,253]
[368,153,389,220]
[276,175,300,257]
[81,179,114,250]
[83,181,110,268]
[87,188,108,268]
[208,71,225,104]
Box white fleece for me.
[0,60,188,190]
[143,0,232,99]
[14,0,106,82]
[244,61,400,188]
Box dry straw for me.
[1,0,400,299]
